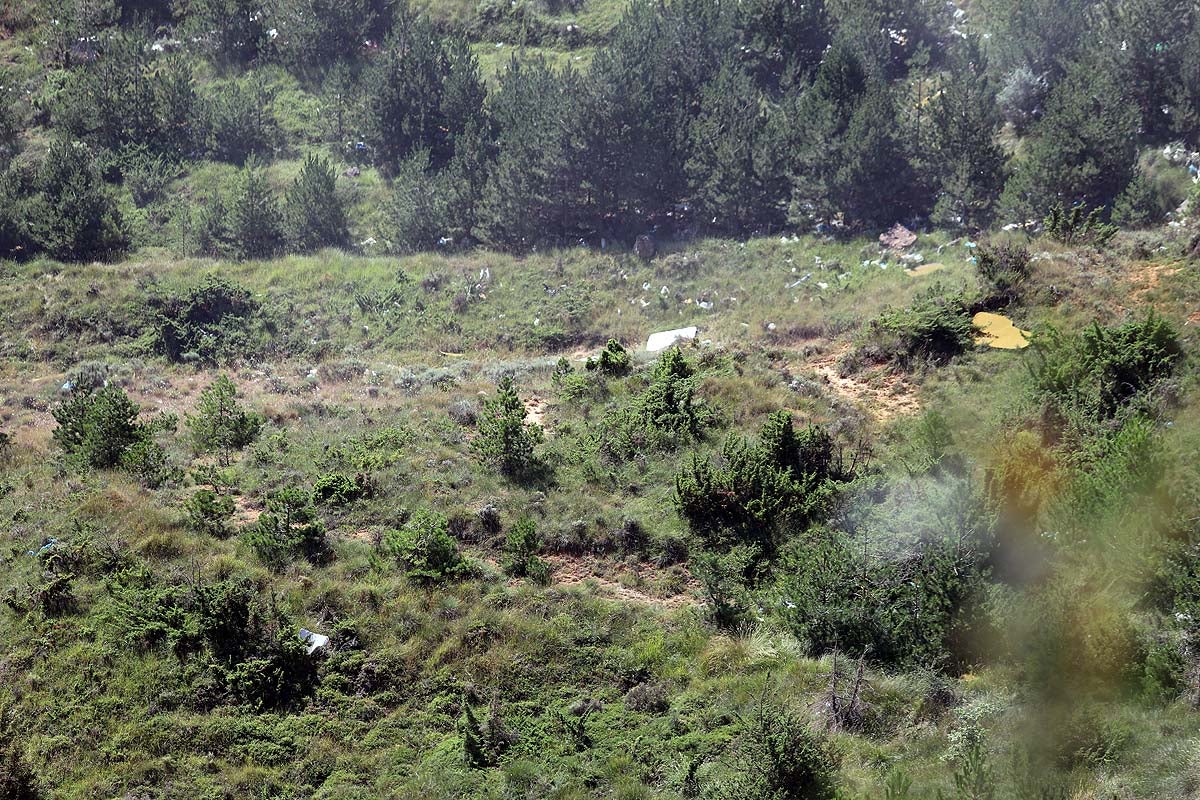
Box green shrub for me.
[186,374,264,464]
[595,348,714,462]
[472,377,544,480]
[147,276,271,364]
[0,709,39,800]
[1043,204,1117,247]
[225,634,318,712]
[244,487,328,569]
[699,696,839,800]
[52,385,146,469]
[691,546,756,628]
[585,339,632,377]
[776,521,994,668]
[1029,312,1182,426]
[203,76,277,165]
[502,517,548,582]
[186,489,236,538]
[312,471,366,507]
[675,411,842,553]
[384,509,467,585]
[865,287,974,367]
[976,242,1032,307]
[120,437,181,489]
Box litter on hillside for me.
[299,628,330,655]
[905,263,945,277]
[27,537,59,557]
[646,327,698,352]
[973,312,1030,349]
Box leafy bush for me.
[384,509,468,585]
[186,374,264,464]
[675,411,843,554]
[1043,204,1117,247]
[147,276,271,364]
[864,288,973,367]
[472,377,544,480]
[52,385,146,469]
[1029,312,1181,425]
[585,339,632,377]
[186,489,236,537]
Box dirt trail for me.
[804,346,920,422]
[540,554,700,609]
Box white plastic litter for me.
[646,327,699,352]
[299,628,330,655]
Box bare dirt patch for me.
[805,346,920,422]
[523,394,549,428]
[1127,261,1181,302]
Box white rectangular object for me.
[645,326,698,352]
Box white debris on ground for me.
[646,327,698,352]
[299,628,330,655]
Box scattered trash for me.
[973,312,1030,349]
[697,300,714,310]
[27,537,59,557]
[60,381,74,394]
[900,252,924,263]
[879,223,917,250]
[905,263,945,277]
[817,281,829,289]
[298,628,330,655]
[646,327,698,352]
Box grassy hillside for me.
[3,221,1200,798]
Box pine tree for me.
[185,375,264,465]
[477,58,586,250]
[284,154,348,252]
[52,385,146,469]
[26,138,127,261]
[928,39,1007,229]
[360,6,463,174]
[228,159,283,260]
[471,376,543,479]
[786,52,912,229]
[737,0,831,94]
[584,0,737,221]
[1000,57,1139,218]
[275,0,376,75]
[686,63,783,233]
